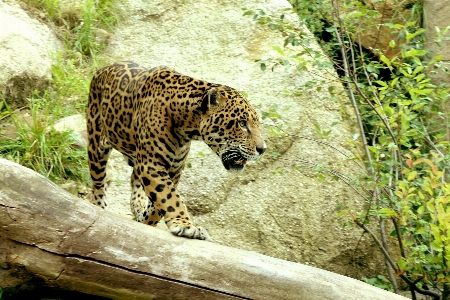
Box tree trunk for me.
[0,158,406,300]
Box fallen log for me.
[0,158,406,299]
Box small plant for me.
[362,275,394,292]
[70,0,119,57]
[51,52,92,112]
[22,0,60,20]
[0,96,89,184]
[23,0,119,59]
[1,0,122,188]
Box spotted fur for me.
[86,61,266,240]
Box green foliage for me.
[362,275,394,291]
[51,52,92,112]
[261,104,289,137]
[0,0,121,186]
[395,152,450,289]
[22,0,119,58]
[0,96,89,184]
[70,0,119,57]
[313,122,338,139]
[246,0,450,298]
[22,0,59,19]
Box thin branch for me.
[391,217,406,259]
[332,14,373,175]
[277,157,372,201]
[420,117,445,158]
[353,219,398,271]
[354,218,441,299]
[286,133,366,171]
[375,190,399,293]
[356,31,403,167]
[398,274,440,300]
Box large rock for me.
[92,0,383,279]
[424,0,450,84]
[356,0,411,59]
[0,0,61,108]
[321,0,411,59]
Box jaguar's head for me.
[199,86,266,172]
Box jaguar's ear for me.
[200,87,220,114]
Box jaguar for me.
[86,61,266,240]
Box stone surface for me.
[424,0,450,84]
[0,0,62,108]
[359,0,411,59]
[57,0,87,26]
[0,158,408,300]
[327,0,411,59]
[53,114,88,148]
[96,0,384,279]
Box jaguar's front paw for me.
[169,223,210,240]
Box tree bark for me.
[0,158,407,300]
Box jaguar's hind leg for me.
[87,134,112,208]
[130,168,161,225]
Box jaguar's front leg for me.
[137,164,210,240]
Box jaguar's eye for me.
[239,120,250,134]
[238,120,247,127]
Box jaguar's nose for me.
[256,142,266,155]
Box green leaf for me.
[368,146,378,153]
[375,80,388,87]
[260,63,266,71]
[317,173,327,182]
[412,103,425,110]
[415,49,428,56]
[409,88,433,95]
[406,28,426,41]
[417,205,425,215]
[271,151,281,158]
[427,200,435,212]
[398,258,408,270]
[407,171,418,181]
[272,45,285,56]
[378,208,398,217]
[390,77,399,87]
[416,226,425,234]
[431,241,443,252]
[383,106,394,115]
[415,73,425,82]
[413,66,424,75]
[380,55,391,68]
[429,55,444,65]
[385,23,404,29]
[336,210,347,218]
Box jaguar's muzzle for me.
[221,149,248,172]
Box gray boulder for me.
[95,0,384,279]
[0,0,61,107]
[424,0,450,84]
